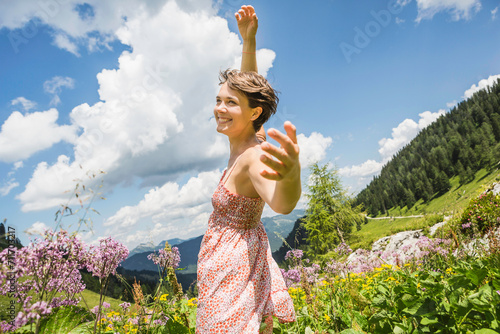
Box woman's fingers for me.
[283,121,298,144]
[260,141,289,166]
[259,169,282,181]
[260,150,285,172]
[266,128,299,159]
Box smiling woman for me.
[196,5,300,334]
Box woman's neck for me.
[228,132,260,161]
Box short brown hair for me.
[219,69,279,132]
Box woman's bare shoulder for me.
[240,145,263,165]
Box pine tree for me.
[303,162,364,257]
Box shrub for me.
[460,191,500,237]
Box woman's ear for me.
[250,107,263,121]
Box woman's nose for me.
[215,102,226,113]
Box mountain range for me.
[121,209,305,274]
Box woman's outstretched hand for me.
[259,121,301,182]
[235,5,258,41]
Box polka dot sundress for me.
[196,158,296,333]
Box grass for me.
[348,168,500,250]
[78,289,127,311]
[385,168,500,218]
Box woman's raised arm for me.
[236,5,258,73]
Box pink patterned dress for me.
[196,160,296,333]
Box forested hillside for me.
[357,80,500,216]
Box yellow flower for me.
[404,263,411,267]
[188,297,198,307]
[159,293,168,301]
[324,314,331,322]
[375,267,384,272]
[417,283,421,288]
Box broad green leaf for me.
[401,293,418,307]
[39,306,91,334]
[474,329,499,334]
[394,324,408,334]
[420,316,439,325]
[466,268,488,286]
[339,330,364,334]
[372,295,387,307]
[404,298,436,316]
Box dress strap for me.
[222,155,242,186]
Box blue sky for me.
[0,0,499,250]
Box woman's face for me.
[214,83,257,136]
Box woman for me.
[196,6,300,333]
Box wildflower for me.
[119,302,131,312]
[282,269,301,287]
[148,247,181,270]
[496,290,500,296]
[334,242,353,256]
[87,237,129,279]
[188,298,198,307]
[324,314,331,322]
[285,249,303,261]
[159,294,168,301]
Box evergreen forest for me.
[356,79,500,216]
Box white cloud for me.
[14,161,24,170]
[16,0,277,212]
[463,74,500,99]
[415,0,481,22]
[297,132,333,167]
[104,169,220,248]
[0,0,214,54]
[340,109,445,179]
[0,109,77,163]
[446,100,457,108]
[0,180,19,196]
[52,33,80,56]
[492,6,498,20]
[11,97,37,111]
[339,160,384,178]
[24,221,50,236]
[43,76,75,105]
